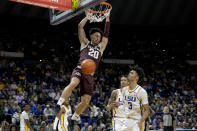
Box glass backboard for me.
[49,0,106,25]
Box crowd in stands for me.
[0,27,197,130]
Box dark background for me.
[1,0,197,25]
[0,0,197,61]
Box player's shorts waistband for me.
[113,116,139,120]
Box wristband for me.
[104,22,110,38]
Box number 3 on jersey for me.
[88,48,99,59]
[128,102,132,109]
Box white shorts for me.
[20,127,30,131]
[112,118,145,131]
[58,123,68,131]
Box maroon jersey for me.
[77,42,102,70]
[71,42,102,96]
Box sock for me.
[71,112,79,120]
[57,97,65,106]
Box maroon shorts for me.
[71,67,94,96]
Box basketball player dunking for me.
[57,9,111,122]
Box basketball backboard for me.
[49,0,106,25]
[10,0,72,11]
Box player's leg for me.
[72,94,91,120]
[112,118,127,131]
[71,74,94,120]
[130,120,144,131]
[112,118,116,131]
[57,77,80,106]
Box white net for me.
[85,2,111,23]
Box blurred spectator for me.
[15,92,24,103]
[12,108,20,125]
[74,124,81,131]
[88,125,93,131]
[0,120,10,131]
[12,101,21,113]
[46,120,53,131]
[39,121,47,130]
[43,105,53,118]
[81,122,88,131]
[152,115,161,129]
[10,124,18,131]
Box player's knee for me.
[82,101,89,107]
[68,82,77,89]
[81,99,90,107]
[69,78,80,89]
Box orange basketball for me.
[81,59,96,74]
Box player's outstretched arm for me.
[101,9,111,55]
[78,14,90,47]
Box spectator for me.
[88,125,93,131]
[74,124,80,131]
[12,108,20,125]
[48,89,56,99]
[15,93,24,103]
[10,124,18,131]
[0,120,10,131]
[81,122,88,131]
[29,101,37,114]
[46,120,53,131]
[12,101,21,113]
[152,115,161,129]
[43,105,53,118]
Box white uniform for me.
[20,111,30,131]
[112,89,126,118]
[112,89,127,131]
[58,105,72,131]
[113,85,148,131]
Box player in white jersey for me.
[53,99,72,131]
[121,65,150,131]
[20,105,33,131]
[106,76,129,131]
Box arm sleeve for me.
[103,22,110,38]
[139,88,149,105]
